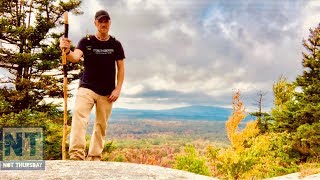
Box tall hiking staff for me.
[61,11,69,160]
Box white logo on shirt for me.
[93,49,114,54]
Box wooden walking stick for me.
[62,11,69,160]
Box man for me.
[59,10,125,161]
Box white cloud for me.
[3,0,317,111]
[125,84,145,95]
[302,0,320,34]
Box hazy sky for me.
[2,0,320,111]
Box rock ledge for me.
[1,160,217,180]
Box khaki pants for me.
[69,87,113,160]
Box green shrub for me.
[114,154,125,162]
[0,109,65,159]
[293,123,320,159]
[174,144,211,176]
[103,141,117,153]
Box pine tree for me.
[0,0,82,114]
[271,24,320,159]
[295,24,320,125]
[293,24,320,158]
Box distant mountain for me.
[106,105,255,122]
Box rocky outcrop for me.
[0,160,217,180]
[2,160,320,179]
[266,172,320,180]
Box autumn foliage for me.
[206,91,298,179]
[226,91,260,152]
[110,146,176,168]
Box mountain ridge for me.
[109,105,255,121]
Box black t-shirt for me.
[77,35,125,96]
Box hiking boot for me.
[86,156,101,161]
[69,156,83,161]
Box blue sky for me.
[1,0,320,111]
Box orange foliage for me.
[107,146,176,168]
[226,91,260,151]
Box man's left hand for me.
[108,88,121,102]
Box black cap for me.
[95,10,110,20]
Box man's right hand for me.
[59,37,71,52]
